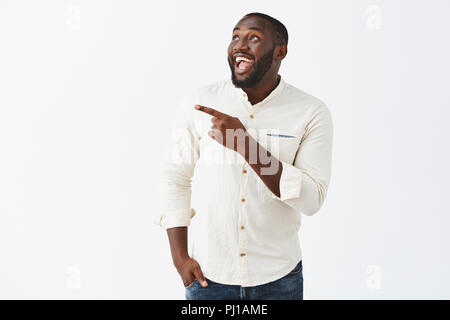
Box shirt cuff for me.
[272,161,303,201]
[153,208,196,229]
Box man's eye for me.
[250,35,260,40]
[232,35,239,40]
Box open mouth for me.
[234,55,255,75]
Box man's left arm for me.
[195,103,334,216]
[258,104,334,216]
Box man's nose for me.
[233,38,250,52]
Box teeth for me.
[235,56,253,63]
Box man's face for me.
[227,16,276,88]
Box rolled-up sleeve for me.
[153,92,201,229]
[272,103,334,216]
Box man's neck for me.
[243,74,280,105]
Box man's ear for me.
[276,44,287,61]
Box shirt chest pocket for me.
[253,134,301,202]
[258,134,301,165]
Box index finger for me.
[195,105,228,119]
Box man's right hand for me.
[175,256,208,288]
[166,227,208,288]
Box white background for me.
[1,0,449,299]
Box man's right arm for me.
[167,227,208,287]
[154,92,207,287]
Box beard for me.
[228,47,274,88]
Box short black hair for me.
[243,12,288,46]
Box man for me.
[155,12,333,300]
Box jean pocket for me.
[184,279,197,289]
[289,261,303,275]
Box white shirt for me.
[154,76,334,287]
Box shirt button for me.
[242,169,247,174]
[249,114,254,119]
[240,253,246,257]
[241,226,245,230]
[241,198,246,202]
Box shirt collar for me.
[232,74,286,108]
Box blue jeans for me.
[185,260,303,300]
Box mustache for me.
[228,48,274,88]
